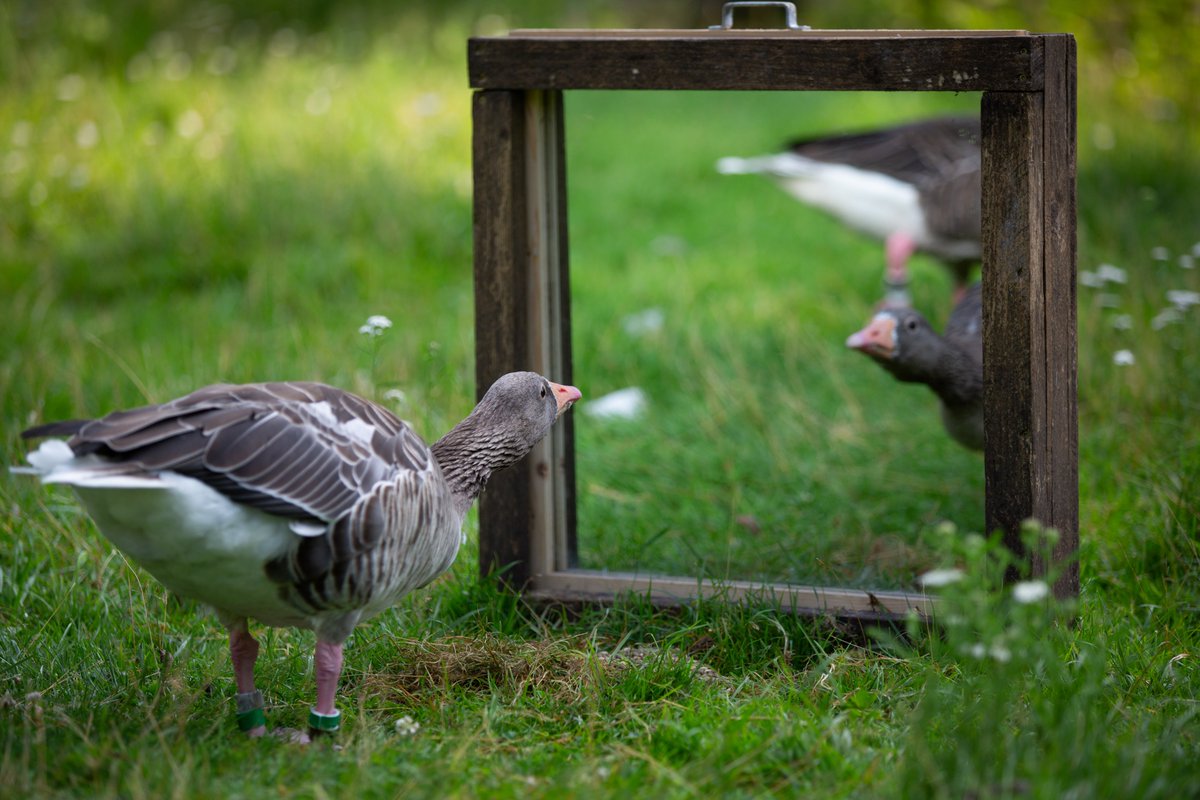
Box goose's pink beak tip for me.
[549,382,582,415]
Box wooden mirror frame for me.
[468,27,1077,620]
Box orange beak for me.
[549,381,582,418]
[846,314,898,360]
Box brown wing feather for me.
[21,419,89,439]
[788,116,980,187]
[266,467,457,614]
[26,382,430,524]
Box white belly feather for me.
[72,473,311,628]
[717,153,931,246]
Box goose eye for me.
[540,385,547,398]
[906,318,918,331]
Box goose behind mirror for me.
[14,370,580,742]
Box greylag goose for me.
[846,282,982,450]
[16,372,580,740]
[717,116,981,303]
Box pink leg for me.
[879,232,917,309]
[229,625,267,738]
[230,627,259,693]
[313,640,343,716]
[885,231,917,285]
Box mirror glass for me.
[567,90,983,591]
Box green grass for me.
[2,2,1199,798]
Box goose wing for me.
[28,381,434,526]
[788,116,980,187]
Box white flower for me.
[650,234,688,257]
[1193,242,1200,258]
[964,640,1012,664]
[3,151,26,174]
[934,520,958,537]
[1167,290,1200,309]
[359,314,393,336]
[1152,308,1183,330]
[1096,263,1127,284]
[394,715,420,736]
[1078,270,1104,288]
[177,109,204,139]
[413,92,443,117]
[1180,254,1196,270]
[1012,580,1050,603]
[583,387,647,421]
[1098,293,1122,309]
[75,120,99,149]
[1113,349,1135,366]
[1151,246,1170,261]
[1110,314,1133,330]
[622,307,665,336]
[383,388,406,404]
[918,568,964,588]
[305,87,332,116]
[68,164,89,189]
[11,120,32,148]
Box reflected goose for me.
[846,282,983,450]
[717,115,981,303]
[16,372,580,740]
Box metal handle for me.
[709,2,810,31]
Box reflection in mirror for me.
[567,91,983,591]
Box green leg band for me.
[235,690,266,732]
[308,708,341,735]
[236,706,267,732]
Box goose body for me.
[846,283,983,450]
[18,372,580,739]
[718,116,982,297]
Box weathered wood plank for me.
[473,90,576,587]
[508,29,1028,38]
[473,90,533,586]
[468,35,1041,92]
[546,92,580,573]
[981,89,1049,575]
[519,91,575,577]
[531,569,933,618]
[1041,34,1079,598]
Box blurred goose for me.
[846,282,982,450]
[16,372,580,740]
[717,115,981,303]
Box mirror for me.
[468,28,1078,613]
